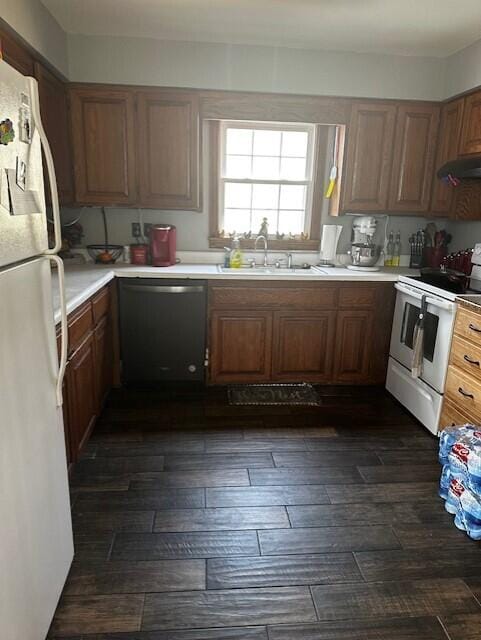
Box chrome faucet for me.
[286,252,293,269]
[254,235,268,267]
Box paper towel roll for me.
[320,225,342,264]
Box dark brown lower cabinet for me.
[333,310,373,383]
[94,314,114,411]
[210,311,273,383]
[208,282,395,385]
[61,376,73,473]
[59,283,117,466]
[66,332,97,456]
[272,311,336,382]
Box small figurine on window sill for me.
[228,231,237,238]
[276,231,285,240]
[243,231,252,239]
[258,217,269,237]
[300,232,309,240]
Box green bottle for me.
[384,232,394,267]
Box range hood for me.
[438,157,481,179]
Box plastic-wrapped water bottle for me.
[439,464,451,500]
[439,424,476,465]
[439,424,481,541]
[447,432,481,492]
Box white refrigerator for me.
[0,60,73,639]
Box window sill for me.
[209,237,320,251]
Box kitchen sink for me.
[217,265,322,275]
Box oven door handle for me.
[394,282,456,313]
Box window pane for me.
[224,182,252,209]
[224,208,251,234]
[252,210,278,234]
[225,155,251,178]
[278,210,305,235]
[252,183,279,210]
[281,131,308,158]
[280,157,307,180]
[252,156,280,180]
[280,185,305,210]
[226,128,253,155]
[253,129,281,156]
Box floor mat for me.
[228,383,321,406]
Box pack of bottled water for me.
[438,423,481,540]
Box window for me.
[218,121,316,239]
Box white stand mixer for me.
[348,215,381,271]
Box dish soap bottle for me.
[230,237,243,269]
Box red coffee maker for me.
[150,224,176,266]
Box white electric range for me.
[386,246,481,435]
[386,275,457,435]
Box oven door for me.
[390,282,457,393]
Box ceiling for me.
[42,0,481,58]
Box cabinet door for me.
[94,315,113,411]
[459,90,481,156]
[69,87,137,205]
[272,311,336,382]
[388,104,440,213]
[341,102,396,212]
[333,310,373,383]
[430,98,465,214]
[34,62,74,205]
[67,332,97,457]
[137,90,200,209]
[210,311,272,383]
[61,366,74,469]
[0,29,34,75]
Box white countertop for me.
[51,262,417,323]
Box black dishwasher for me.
[119,279,207,383]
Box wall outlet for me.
[131,222,141,238]
[144,223,153,237]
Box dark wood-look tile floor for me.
[49,386,481,639]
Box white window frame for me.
[218,120,317,237]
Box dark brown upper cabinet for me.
[341,102,397,212]
[0,28,34,76]
[388,103,440,213]
[137,90,201,210]
[34,62,74,205]
[69,87,137,205]
[430,98,465,215]
[459,90,481,156]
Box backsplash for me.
[60,204,450,257]
[447,220,481,252]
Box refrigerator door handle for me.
[27,76,62,255]
[48,255,68,406]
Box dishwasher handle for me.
[122,284,205,294]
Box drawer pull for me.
[464,354,480,367]
[469,323,481,333]
[458,387,475,399]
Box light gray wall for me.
[447,220,481,252]
[67,33,446,101]
[58,25,481,254]
[0,0,68,75]
[62,204,450,257]
[445,38,481,97]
